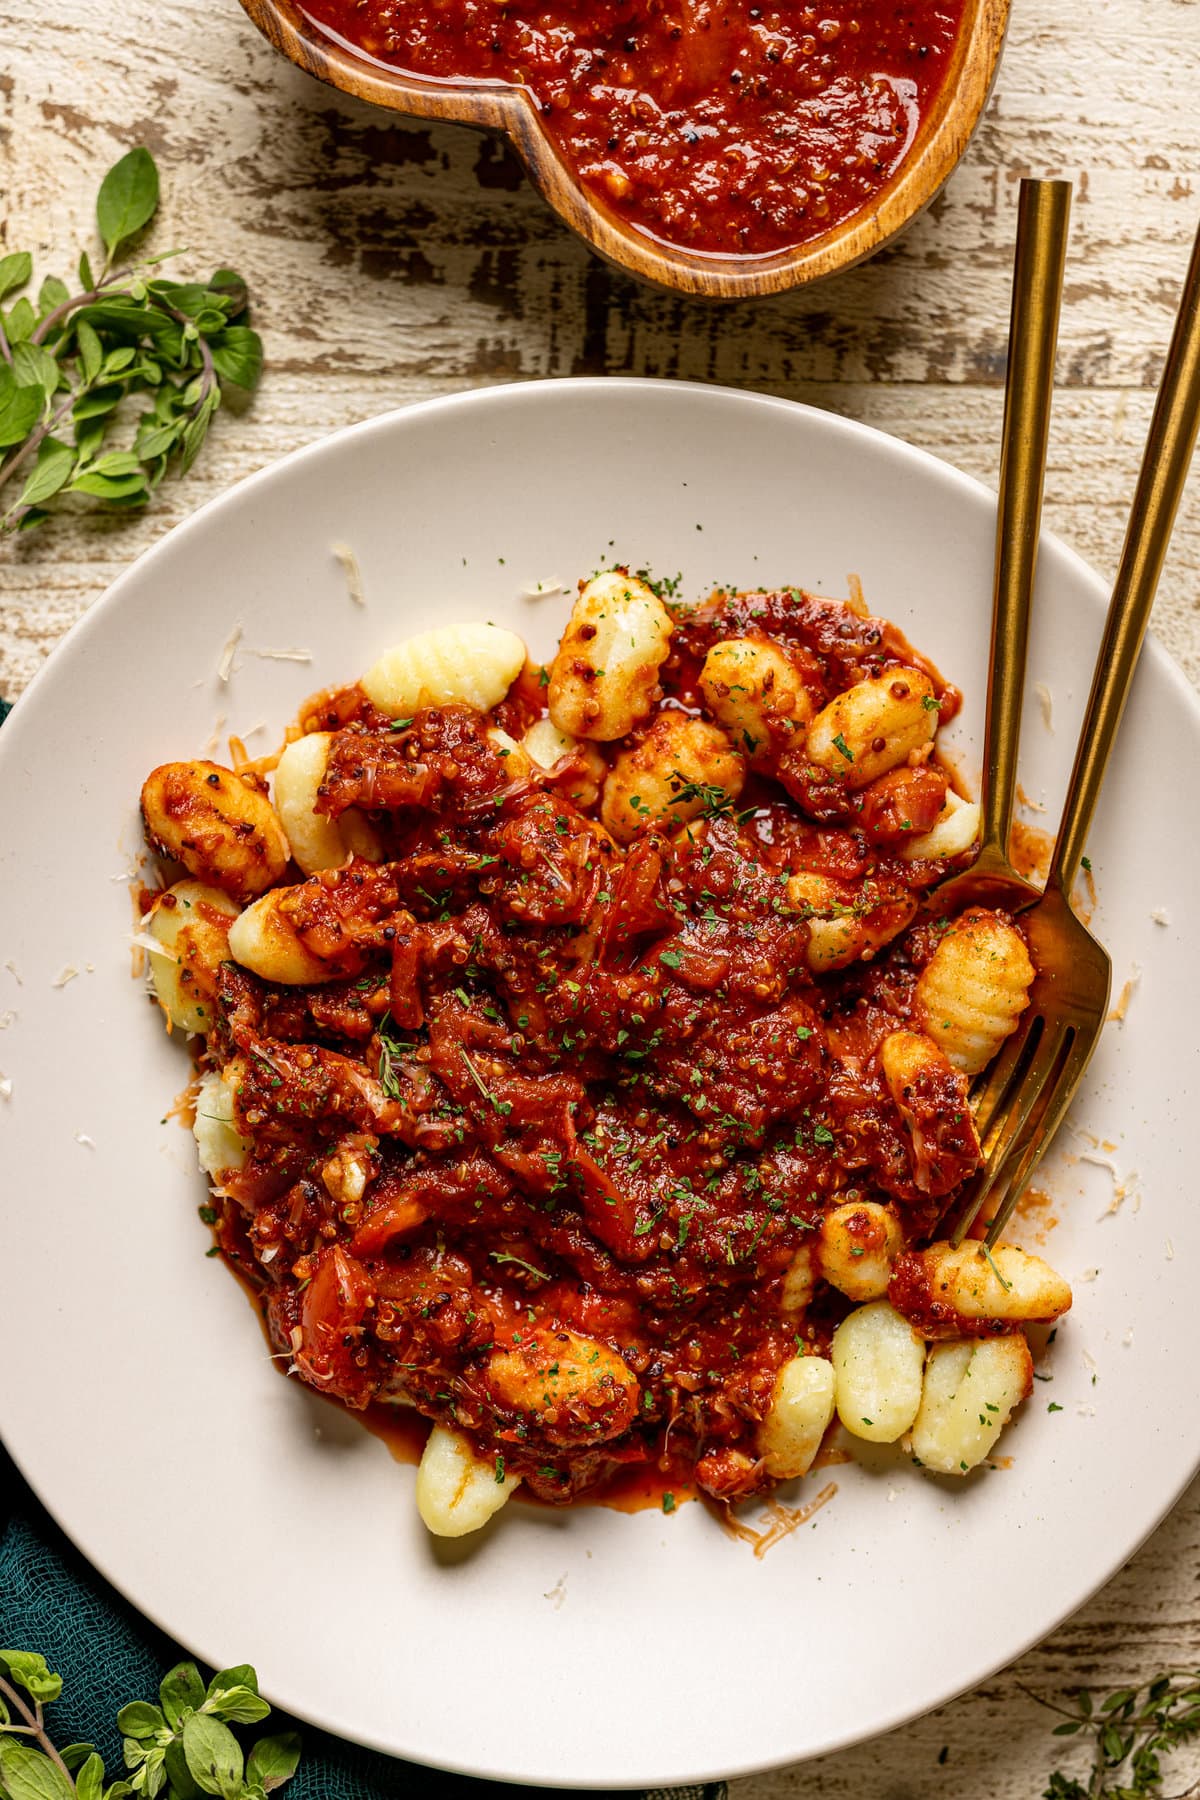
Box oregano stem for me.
[0,1671,77,1790]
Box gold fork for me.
[950,214,1200,1248]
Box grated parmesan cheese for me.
[217,622,244,683]
[74,1131,96,1148]
[4,960,22,985]
[1034,681,1054,731]
[520,578,566,601]
[0,1010,14,1030]
[247,647,313,664]
[201,715,227,758]
[331,541,366,607]
[52,966,79,988]
[0,1073,10,1100]
[1106,964,1141,1024]
[1151,907,1171,926]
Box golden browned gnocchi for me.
[227,888,332,986]
[141,761,290,902]
[600,713,745,842]
[915,907,1036,1074]
[547,571,673,740]
[805,668,937,789]
[483,1329,639,1446]
[909,1335,1033,1475]
[145,880,240,1034]
[785,871,915,972]
[818,1200,903,1301]
[361,622,526,715]
[698,636,813,763]
[890,1240,1073,1333]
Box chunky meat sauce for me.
[203,586,982,1505]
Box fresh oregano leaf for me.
[74,1751,106,1800]
[11,343,58,407]
[96,147,160,259]
[114,1701,164,1742]
[209,327,263,391]
[17,437,75,508]
[159,1661,207,1730]
[4,297,37,344]
[245,1733,301,1792]
[69,468,149,500]
[37,274,70,315]
[164,1734,204,1799]
[182,1713,244,1799]
[0,379,43,449]
[0,253,32,303]
[206,1685,270,1726]
[0,1737,77,1800]
[0,1651,64,1703]
[77,318,104,384]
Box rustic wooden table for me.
[4,0,1200,1792]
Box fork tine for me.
[949,1018,1070,1246]
[983,1025,1102,1247]
[971,1011,1045,1141]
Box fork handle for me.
[977,180,1072,866]
[1049,220,1200,896]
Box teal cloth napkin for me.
[0,695,726,1800]
[1,1448,726,1798]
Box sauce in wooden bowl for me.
[301,0,969,256]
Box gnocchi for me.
[831,1300,926,1443]
[818,1200,903,1301]
[141,760,290,902]
[891,1240,1073,1331]
[916,908,1035,1073]
[227,889,333,986]
[899,788,981,862]
[698,636,813,763]
[415,1424,522,1538]
[361,621,526,715]
[547,571,673,740]
[757,1355,836,1480]
[785,871,915,973]
[909,1335,1033,1475]
[805,669,938,790]
[192,1064,250,1180]
[273,732,381,875]
[600,713,745,842]
[145,880,239,1034]
[484,1329,639,1446]
[520,717,606,808]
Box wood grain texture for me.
[2,1,1200,1791]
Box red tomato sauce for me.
[301,0,969,256]
[199,582,998,1513]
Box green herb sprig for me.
[0,147,262,538]
[1036,1669,1200,1798]
[0,1648,299,1799]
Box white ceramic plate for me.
[1,379,1197,1790]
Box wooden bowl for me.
[238,0,1010,299]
